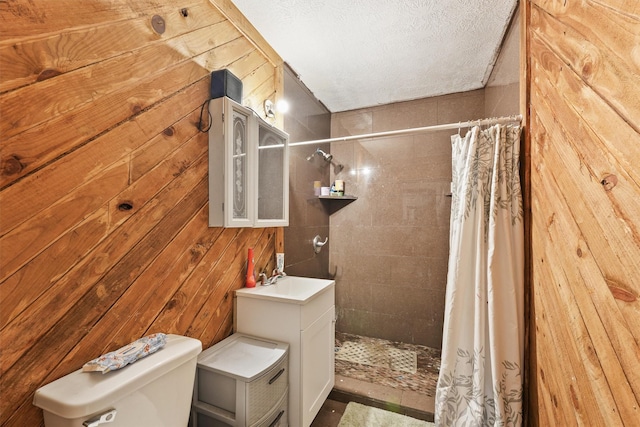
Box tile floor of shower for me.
[311,331,441,426]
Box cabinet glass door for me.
[221,100,254,227]
[256,122,289,226]
[230,107,249,222]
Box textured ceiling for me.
[230,0,518,112]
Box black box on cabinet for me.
[210,69,243,104]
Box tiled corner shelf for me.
[317,195,358,201]
[317,195,357,214]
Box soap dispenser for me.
[245,248,256,288]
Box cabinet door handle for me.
[268,368,285,384]
[268,410,285,427]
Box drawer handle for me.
[268,368,285,384]
[268,410,285,427]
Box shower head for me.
[307,148,333,162]
[306,148,333,163]
[316,148,333,162]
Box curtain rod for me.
[288,114,522,147]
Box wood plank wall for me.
[0,1,284,425]
[526,0,640,425]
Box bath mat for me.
[338,402,434,427]
[336,341,417,374]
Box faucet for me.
[259,270,285,286]
[264,274,280,286]
[258,272,268,285]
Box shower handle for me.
[312,235,328,254]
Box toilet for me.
[33,334,202,427]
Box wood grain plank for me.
[531,180,616,426]
[0,160,129,282]
[0,0,220,40]
[529,101,640,411]
[189,227,269,337]
[531,1,640,132]
[0,79,208,234]
[529,235,572,427]
[0,154,207,380]
[130,108,204,182]
[148,226,238,333]
[1,18,239,141]
[529,26,640,223]
[181,227,257,338]
[0,207,109,329]
[208,0,283,67]
[192,34,254,72]
[530,123,634,424]
[530,65,640,424]
[530,33,640,310]
[0,24,242,188]
[529,249,592,425]
[111,208,224,338]
[1,1,282,425]
[531,194,634,424]
[0,172,208,424]
[190,227,273,346]
[108,131,207,228]
[0,0,139,40]
[54,204,213,379]
[591,0,640,19]
[242,60,277,102]
[527,33,640,189]
[0,1,223,92]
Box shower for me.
[306,148,344,173]
[306,148,333,162]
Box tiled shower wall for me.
[328,6,520,349]
[282,66,333,278]
[328,90,485,348]
[283,6,519,349]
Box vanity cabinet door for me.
[300,306,335,427]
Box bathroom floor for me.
[311,332,441,426]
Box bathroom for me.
[1,0,638,426]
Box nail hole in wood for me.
[180,8,188,17]
[118,202,133,211]
[151,15,166,34]
[600,174,618,191]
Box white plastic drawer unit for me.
[191,334,289,427]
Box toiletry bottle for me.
[246,248,256,288]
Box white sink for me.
[235,275,335,304]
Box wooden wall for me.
[526,0,640,425]
[0,1,284,425]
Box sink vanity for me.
[235,276,335,427]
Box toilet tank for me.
[33,334,202,427]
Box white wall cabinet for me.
[235,278,335,427]
[208,97,289,228]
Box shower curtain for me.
[435,124,524,426]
